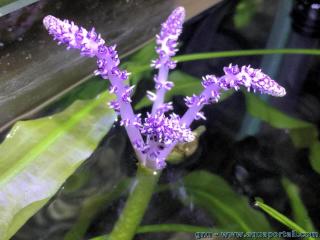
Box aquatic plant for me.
[43,6,286,240]
[43,8,285,172]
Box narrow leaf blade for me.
[282,178,315,232]
[255,200,315,240]
[183,171,273,232]
[245,93,318,148]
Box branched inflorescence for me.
[43,7,286,170]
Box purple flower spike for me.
[43,16,104,57]
[152,6,185,69]
[181,65,286,128]
[151,7,185,115]
[43,15,147,163]
[44,10,286,172]
[222,64,286,96]
[142,113,194,145]
[140,112,195,169]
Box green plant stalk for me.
[137,224,213,233]
[131,48,320,75]
[108,164,160,240]
[173,48,320,62]
[255,200,315,240]
[282,178,316,232]
[64,179,130,240]
[90,224,215,240]
[90,224,216,240]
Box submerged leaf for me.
[310,141,320,174]
[89,224,221,240]
[182,171,272,233]
[282,178,315,232]
[245,93,318,148]
[64,179,130,240]
[234,0,260,28]
[0,92,116,240]
[255,200,315,240]
[245,93,320,174]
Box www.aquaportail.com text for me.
[195,230,320,239]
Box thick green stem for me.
[108,164,160,240]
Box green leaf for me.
[0,91,116,240]
[89,224,219,240]
[282,179,315,232]
[90,236,109,240]
[129,49,320,80]
[245,93,318,148]
[182,171,273,233]
[137,224,214,234]
[173,49,320,63]
[245,93,320,174]
[310,141,320,174]
[255,200,315,240]
[234,0,260,29]
[64,179,130,240]
[128,41,156,64]
[0,0,14,7]
[49,77,108,111]
[135,70,234,109]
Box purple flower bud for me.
[121,85,135,103]
[133,140,150,154]
[43,16,104,57]
[184,94,207,107]
[152,7,185,69]
[195,111,206,120]
[156,102,173,114]
[223,64,286,96]
[146,91,157,101]
[109,85,118,94]
[108,100,120,112]
[120,119,131,127]
[201,75,219,88]
[223,64,240,75]
[181,65,286,128]
[132,119,143,128]
[141,113,195,146]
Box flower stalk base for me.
[108,164,160,240]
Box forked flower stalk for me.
[43,7,286,240]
